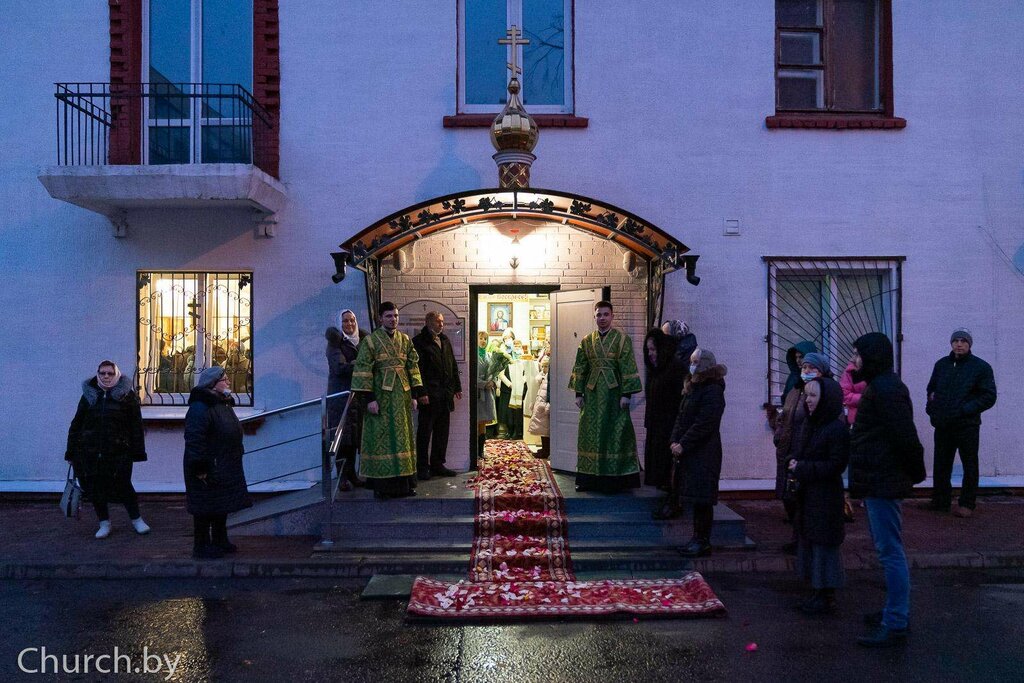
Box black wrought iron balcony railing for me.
[54,82,275,175]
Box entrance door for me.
[549,288,604,472]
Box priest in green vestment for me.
[569,300,643,492]
[352,301,425,499]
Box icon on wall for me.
[487,303,512,334]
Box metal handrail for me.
[231,389,357,549]
[239,391,349,424]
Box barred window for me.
[765,257,902,404]
[137,271,253,406]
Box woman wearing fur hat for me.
[183,366,252,559]
[326,309,369,490]
[65,360,150,539]
[669,347,727,557]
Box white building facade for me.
[1,0,1021,491]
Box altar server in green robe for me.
[570,300,643,492]
[352,301,425,499]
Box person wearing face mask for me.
[787,377,849,615]
[774,352,832,550]
[352,301,426,499]
[668,347,728,557]
[326,309,369,491]
[183,366,252,559]
[66,360,150,539]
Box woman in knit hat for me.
[65,360,150,539]
[668,347,728,557]
[183,366,252,559]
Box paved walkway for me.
[3,495,1022,579]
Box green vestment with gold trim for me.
[351,327,423,479]
[569,328,643,476]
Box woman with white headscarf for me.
[326,309,369,490]
[66,360,150,539]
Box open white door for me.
[549,288,604,472]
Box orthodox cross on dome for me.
[498,25,530,79]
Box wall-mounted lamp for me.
[509,230,521,269]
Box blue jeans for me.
[865,498,910,630]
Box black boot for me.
[679,537,712,558]
[652,496,683,520]
[799,589,837,615]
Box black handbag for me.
[782,469,801,502]
[60,464,83,519]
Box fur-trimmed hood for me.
[683,364,727,394]
[81,375,135,405]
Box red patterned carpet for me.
[407,440,726,620]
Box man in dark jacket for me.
[412,311,462,479]
[848,333,925,648]
[926,328,997,517]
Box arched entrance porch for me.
[332,188,700,473]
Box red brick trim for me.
[443,114,588,128]
[109,0,142,164]
[765,115,907,130]
[253,0,280,177]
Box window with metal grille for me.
[775,0,892,113]
[137,271,253,406]
[765,257,902,404]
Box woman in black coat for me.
[643,328,687,492]
[326,309,368,490]
[669,347,727,558]
[787,376,849,614]
[66,360,150,539]
[183,366,252,559]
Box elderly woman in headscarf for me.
[774,351,833,551]
[326,309,369,490]
[183,366,252,559]
[661,319,698,366]
[668,347,728,558]
[66,360,150,539]
[787,376,849,614]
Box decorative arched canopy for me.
[338,187,696,274]
[332,187,700,329]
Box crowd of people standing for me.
[65,298,997,648]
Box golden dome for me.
[490,77,539,153]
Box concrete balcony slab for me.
[37,163,287,236]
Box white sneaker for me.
[95,521,112,539]
[131,517,151,535]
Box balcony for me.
[38,83,286,236]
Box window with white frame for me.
[137,271,253,406]
[459,0,573,114]
[145,0,254,164]
[765,257,902,404]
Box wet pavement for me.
[3,568,1023,681]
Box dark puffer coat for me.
[669,365,727,505]
[925,351,997,428]
[183,387,252,516]
[643,328,687,488]
[65,376,147,502]
[326,326,367,446]
[848,333,925,500]
[792,378,849,546]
